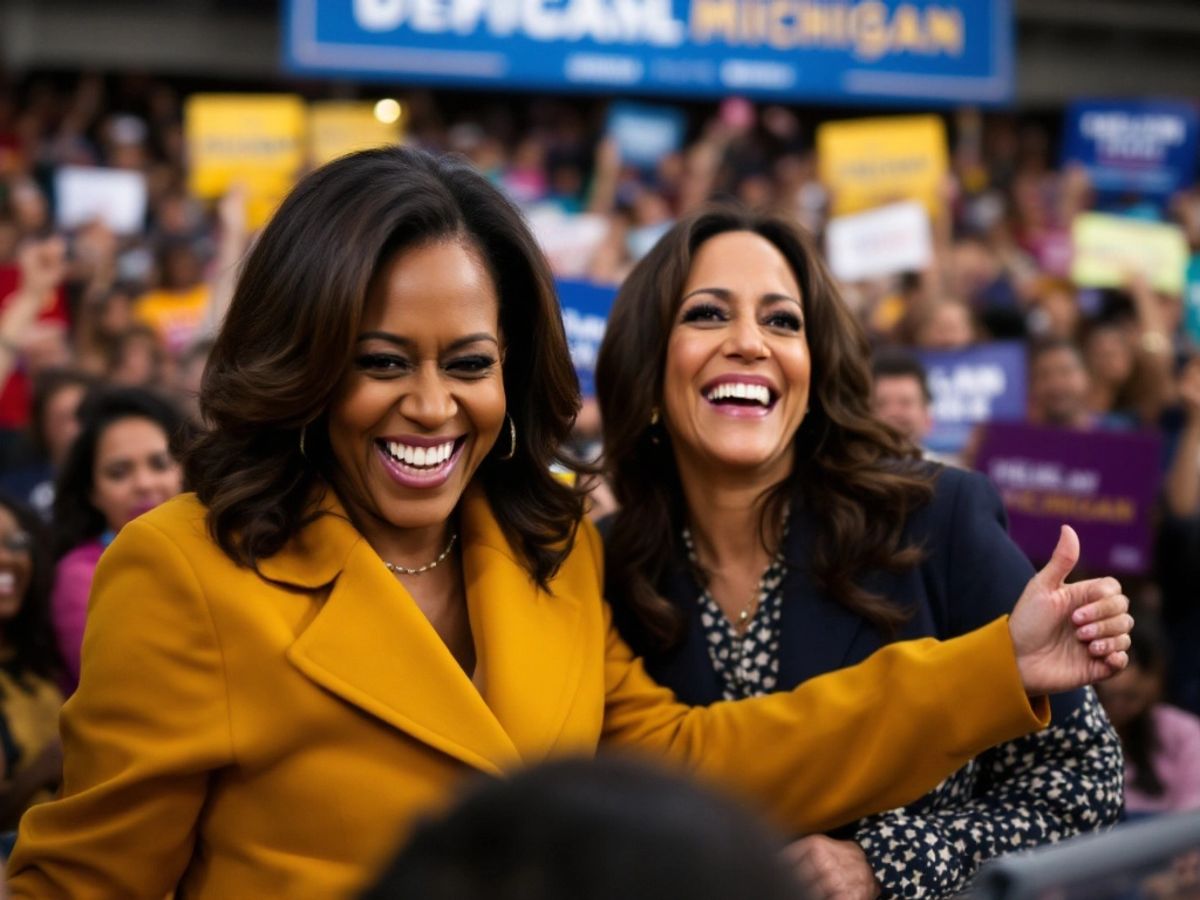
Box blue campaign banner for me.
[606,102,687,170]
[917,341,1026,455]
[285,0,1013,105]
[1063,100,1200,200]
[557,278,617,398]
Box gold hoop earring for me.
[299,425,308,459]
[649,406,661,445]
[498,414,517,460]
[649,407,660,426]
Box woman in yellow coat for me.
[8,148,1131,898]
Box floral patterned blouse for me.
[686,531,1123,899]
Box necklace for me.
[383,532,458,576]
[681,527,770,634]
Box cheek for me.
[327,380,383,448]
[91,477,127,514]
[662,337,704,414]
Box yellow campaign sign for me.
[1072,213,1189,295]
[817,115,948,216]
[185,94,307,228]
[309,102,402,167]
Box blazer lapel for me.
[458,489,587,763]
[272,492,521,775]
[777,509,872,688]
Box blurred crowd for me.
[0,69,1196,858]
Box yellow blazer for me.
[8,487,1047,899]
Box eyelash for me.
[354,354,498,376]
[679,304,803,332]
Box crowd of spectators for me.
[0,68,1196,864]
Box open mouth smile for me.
[376,436,467,489]
[700,377,779,417]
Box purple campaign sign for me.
[975,422,1162,574]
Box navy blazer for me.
[608,464,1121,896]
[608,465,1086,722]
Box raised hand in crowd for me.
[1165,357,1200,520]
[204,184,251,333]
[0,237,67,385]
[1123,271,1177,425]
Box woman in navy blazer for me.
[595,207,1124,899]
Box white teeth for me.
[705,383,772,406]
[384,440,456,468]
[0,572,13,593]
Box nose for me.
[130,464,161,495]
[722,315,768,362]
[398,363,458,429]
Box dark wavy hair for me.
[595,206,934,646]
[53,387,191,560]
[0,492,61,682]
[187,146,583,587]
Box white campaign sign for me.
[824,200,933,283]
[55,166,148,235]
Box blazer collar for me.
[268,484,585,775]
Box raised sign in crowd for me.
[0,68,1194,898]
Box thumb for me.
[1032,524,1079,592]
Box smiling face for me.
[0,505,32,622]
[662,230,810,484]
[327,238,507,538]
[91,416,183,533]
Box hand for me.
[1009,525,1132,695]
[784,835,880,900]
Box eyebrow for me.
[681,287,803,309]
[355,331,500,351]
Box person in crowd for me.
[870,351,944,461]
[910,296,978,351]
[173,337,214,426]
[1096,615,1200,817]
[595,206,1125,900]
[133,239,211,357]
[0,492,63,830]
[0,237,69,439]
[0,367,95,517]
[1029,337,1133,431]
[49,387,187,692]
[362,755,808,900]
[1028,276,1082,342]
[72,282,138,376]
[105,323,169,388]
[7,147,1131,898]
[1158,357,1200,716]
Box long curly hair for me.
[595,205,934,646]
[53,386,192,560]
[186,146,583,587]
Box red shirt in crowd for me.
[0,265,69,430]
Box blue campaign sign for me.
[557,278,617,398]
[285,0,1013,105]
[606,102,686,170]
[917,341,1027,455]
[1063,100,1200,199]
